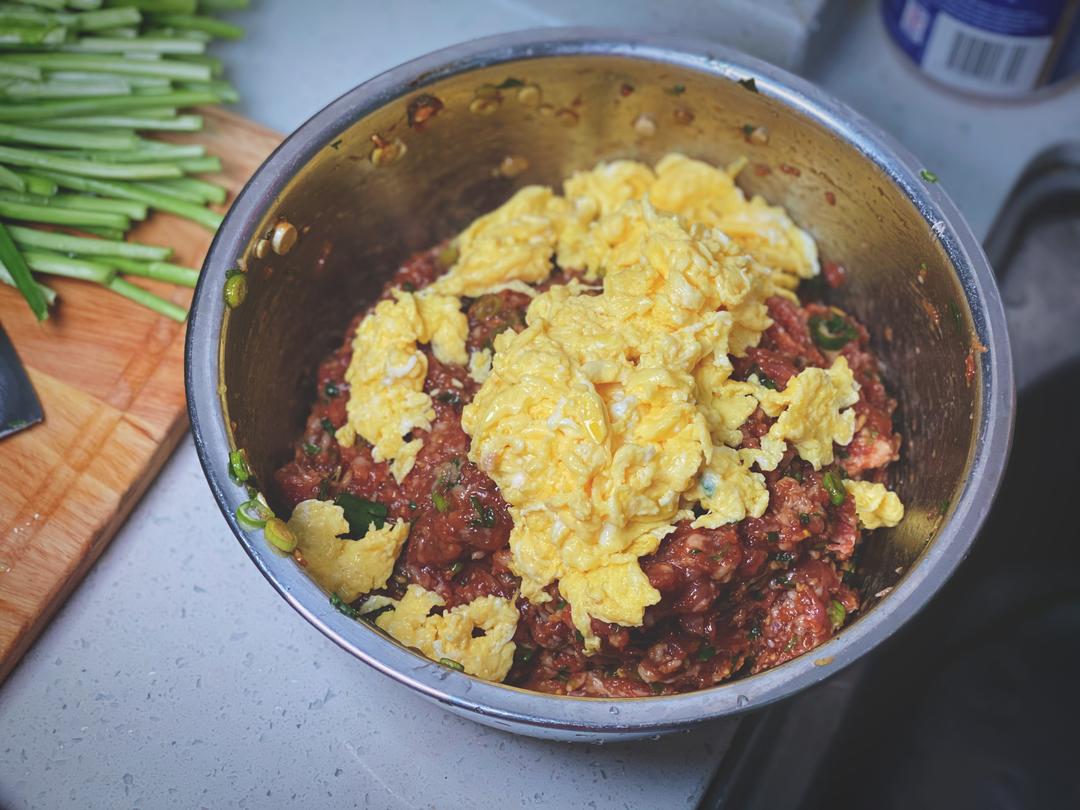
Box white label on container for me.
[921,11,1053,96]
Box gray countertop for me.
[1,1,1077,808]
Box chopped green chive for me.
[822,470,847,506]
[235,497,271,531]
[809,313,858,350]
[323,381,339,397]
[330,593,359,620]
[827,599,847,629]
[222,272,246,308]
[438,657,465,672]
[263,517,296,553]
[228,448,250,483]
[302,442,319,456]
[320,417,335,435]
[431,490,449,513]
[697,645,716,661]
[920,169,939,183]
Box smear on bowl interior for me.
[273,154,904,696]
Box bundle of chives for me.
[0,0,248,323]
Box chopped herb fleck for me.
[799,513,811,526]
[774,551,794,563]
[827,599,847,629]
[228,449,250,484]
[822,470,847,506]
[302,442,319,456]
[650,682,664,694]
[431,490,450,513]
[738,77,758,92]
[439,657,465,672]
[920,169,939,183]
[334,492,388,538]
[574,629,585,644]
[468,495,497,528]
[697,645,717,661]
[330,593,359,619]
[401,281,415,292]
[495,77,525,89]
[748,623,762,639]
[938,498,950,516]
[323,382,340,397]
[809,313,858,350]
[519,646,535,664]
[689,548,702,555]
[330,139,343,150]
[553,599,567,611]
[449,560,464,576]
[767,531,780,542]
[320,417,335,435]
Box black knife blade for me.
[0,322,42,439]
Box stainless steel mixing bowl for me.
[186,29,1013,742]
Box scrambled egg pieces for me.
[374,585,518,681]
[844,480,905,529]
[287,499,408,602]
[336,289,467,482]
[328,153,904,665]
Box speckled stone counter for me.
[2,1,1077,808]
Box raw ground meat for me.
[274,250,899,696]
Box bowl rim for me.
[185,27,1014,736]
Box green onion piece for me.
[808,313,858,350]
[827,599,847,629]
[106,277,187,322]
[0,122,139,151]
[198,0,251,10]
[12,171,57,196]
[148,12,244,39]
[228,448,250,483]
[0,63,42,81]
[431,490,449,513]
[329,592,359,619]
[697,644,717,661]
[35,113,203,131]
[822,471,847,506]
[0,143,183,179]
[21,249,115,283]
[0,221,47,320]
[66,35,207,53]
[108,0,198,12]
[920,169,939,183]
[0,258,57,306]
[3,78,133,99]
[0,53,212,82]
[0,164,25,192]
[263,517,296,553]
[323,381,339,398]
[34,169,223,229]
[302,442,319,456]
[72,8,144,31]
[0,90,217,122]
[107,255,198,287]
[448,560,463,576]
[438,658,465,672]
[222,271,245,307]
[235,497,272,530]
[0,197,128,227]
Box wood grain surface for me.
[0,108,280,683]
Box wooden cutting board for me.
[0,108,280,683]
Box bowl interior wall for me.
[221,54,977,611]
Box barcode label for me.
[921,11,1052,96]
